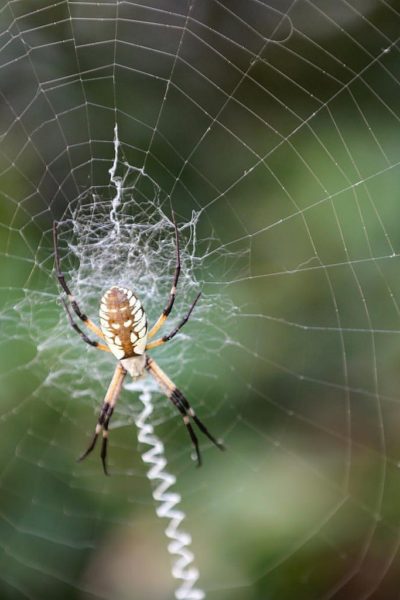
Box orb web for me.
[1,1,400,599]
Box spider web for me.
[1,1,400,599]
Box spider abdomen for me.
[99,286,147,360]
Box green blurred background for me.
[1,1,400,599]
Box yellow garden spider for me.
[53,217,224,474]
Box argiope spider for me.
[53,216,224,475]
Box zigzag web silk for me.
[112,124,205,599]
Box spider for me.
[53,217,224,475]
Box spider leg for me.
[171,387,225,451]
[100,420,111,476]
[62,300,110,352]
[147,211,181,339]
[145,356,224,466]
[53,221,104,340]
[170,391,202,466]
[145,292,201,351]
[77,401,113,463]
[78,363,127,475]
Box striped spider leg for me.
[53,216,224,474]
[78,363,127,475]
[53,222,110,353]
[146,356,224,466]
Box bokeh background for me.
[1,1,400,599]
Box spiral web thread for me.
[134,386,205,600]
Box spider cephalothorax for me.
[53,216,224,474]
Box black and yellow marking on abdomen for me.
[99,286,147,359]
